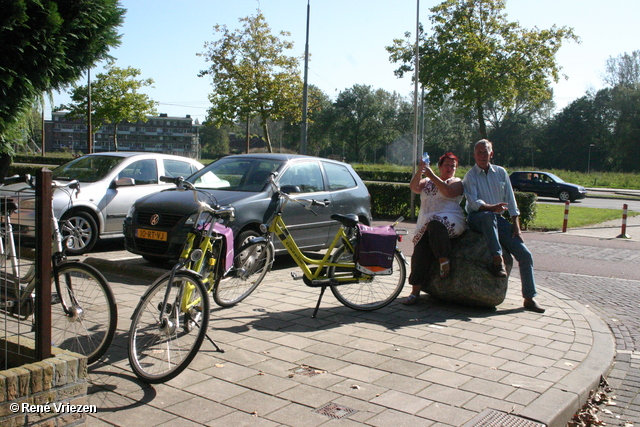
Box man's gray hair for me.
[475,139,493,152]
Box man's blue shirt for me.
[464,163,520,217]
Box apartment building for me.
[47,112,200,158]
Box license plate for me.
[136,228,168,241]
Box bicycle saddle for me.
[330,213,359,227]
[0,198,18,215]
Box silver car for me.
[1,152,203,254]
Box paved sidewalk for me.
[83,248,616,426]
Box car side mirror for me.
[280,185,301,194]
[113,177,136,188]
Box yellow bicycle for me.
[128,177,269,383]
[245,173,407,318]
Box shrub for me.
[365,181,538,229]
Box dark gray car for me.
[510,171,587,202]
[123,154,372,262]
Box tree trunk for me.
[262,121,273,153]
[476,102,488,139]
[0,153,12,182]
[112,124,119,152]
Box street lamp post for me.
[588,144,595,173]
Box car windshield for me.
[52,156,125,182]
[189,157,283,191]
[546,173,565,183]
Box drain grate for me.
[288,365,325,377]
[314,403,357,419]
[462,409,546,427]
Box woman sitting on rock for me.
[403,152,465,305]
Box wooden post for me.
[35,168,52,361]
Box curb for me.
[83,256,167,282]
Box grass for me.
[354,163,640,190]
[528,204,640,231]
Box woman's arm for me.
[424,168,463,198]
[409,161,427,194]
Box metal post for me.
[410,0,420,220]
[588,144,595,173]
[300,0,310,155]
[87,68,93,154]
[35,169,52,361]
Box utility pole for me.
[300,0,310,155]
[410,0,420,220]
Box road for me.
[538,195,640,211]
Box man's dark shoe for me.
[524,299,546,314]
[490,262,507,277]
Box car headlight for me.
[126,204,136,219]
[184,212,198,226]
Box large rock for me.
[420,230,513,308]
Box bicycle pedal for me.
[291,271,304,280]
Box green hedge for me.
[365,181,538,229]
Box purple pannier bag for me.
[211,222,234,274]
[355,224,396,275]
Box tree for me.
[603,50,640,88]
[386,0,578,139]
[332,85,407,163]
[0,0,124,156]
[198,12,302,153]
[62,64,157,152]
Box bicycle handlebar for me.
[200,202,235,220]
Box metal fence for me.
[1,169,52,370]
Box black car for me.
[124,153,372,262]
[509,171,587,202]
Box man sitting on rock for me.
[463,139,545,314]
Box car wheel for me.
[60,211,98,255]
[235,229,261,252]
[558,191,571,202]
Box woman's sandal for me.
[402,294,419,305]
[439,259,450,278]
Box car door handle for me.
[323,199,331,206]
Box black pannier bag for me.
[354,224,396,275]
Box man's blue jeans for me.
[467,211,537,299]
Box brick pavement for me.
[83,250,613,426]
[74,212,640,426]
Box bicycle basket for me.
[354,224,396,275]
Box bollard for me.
[617,203,630,238]
[562,200,570,232]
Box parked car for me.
[0,152,203,254]
[509,171,587,202]
[124,153,372,263]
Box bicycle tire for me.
[328,247,406,311]
[128,270,209,383]
[213,240,272,307]
[51,261,117,364]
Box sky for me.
[48,0,640,123]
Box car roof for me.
[78,152,201,162]
[511,171,549,175]
[222,153,350,166]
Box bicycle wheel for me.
[328,247,406,311]
[51,262,117,364]
[213,240,272,307]
[128,270,209,383]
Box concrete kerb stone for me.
[84,256,166,282]
[518,287,616,427]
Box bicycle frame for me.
[267,213,360,285]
